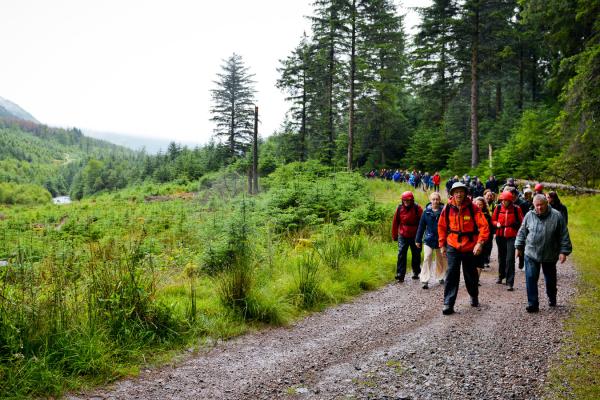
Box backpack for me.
[492,203,521,230]
[444,202,479,240]
[395,203,420,221]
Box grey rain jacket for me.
[515,207,572,263]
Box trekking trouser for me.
[420,245,447,283]
[496,236,516,286]
[443,246,479,307]
[396,236,421,279]
[524,256,558,307]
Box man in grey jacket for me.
[515,194,572,312]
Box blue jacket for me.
[415,202,444,248]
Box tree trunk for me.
[301,67,307,162]
[518,42,524,111]
[327,35,335,165]
[252,106,259,194]
[230,98,235,159]
[495,80,502,119]
[347,0,356,171]
[470,4,480,168]
[531,51,537,102]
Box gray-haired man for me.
[515,194,572,312]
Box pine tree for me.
[210,53,257,161]
[412,0,460,124]
[355,0,408,167]
[276,34,316,162]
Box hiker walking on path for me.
[515,194,572,312]
[485,175,499,193]
[432,172,441,192]
[473,196,494,270]
[415,192,447,289]
[492,191,524,291]
[547,191,568,225]
[392,191,423,282]
[437,182,490,315]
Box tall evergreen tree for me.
[276,34,315,162]
[310,0,349,164]
[210,53,257,161]
[354,0,408,167]
[412,0,460,124]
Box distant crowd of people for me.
[390,174,572,315]
[366,169,442,192]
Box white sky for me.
[0,0,428,146]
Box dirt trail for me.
[68,253,576,400]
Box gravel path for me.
[68,252,577,400]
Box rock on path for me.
[68,255,576,400]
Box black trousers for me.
[444,246,479,307]
[396,236,421,279]
[496,236,516,286]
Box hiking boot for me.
[471,297,479,307]
[411,275,419,280]
[422,283,429,289]
[442,305,454,315]
[507,286,514,291]
[395,274,404,283]
[438,278,445,284]
[526,305,539,313]
[549,301,557,307]
[496,278,504,284]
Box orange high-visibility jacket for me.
[438,197,490,252]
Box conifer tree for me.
[210,53,257,161]
[412,0,460,124]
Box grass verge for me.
[545,194,600,399]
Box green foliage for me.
[495,107,559,179]
[0,182,52,205]
[546,194,600,399]
[294,251,323,309]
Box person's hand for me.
[441,247,447,257]
[473,242,483,256]
[517,249,523,259]
[559,254,567,264]
[416,243,422,249]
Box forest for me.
[0,0,598,398]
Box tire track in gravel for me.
[67,251,577,400]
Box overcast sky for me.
[1,0,428,145]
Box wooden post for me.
[252,106,259,194]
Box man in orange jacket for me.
[438,182,490,315]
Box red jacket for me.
[492,203,523,238]
[432,174,441,185]
[392,203,423,240]
[437,197,490,252]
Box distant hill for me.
[0,96,38,123]
[83,129,204,154]
[0,117,137,196]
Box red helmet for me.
[498,191,514,202]
[534,183,544,192]
[401,191,414,201]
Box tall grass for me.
[0,164,402,398]
[546,194,600,399]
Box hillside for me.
[0,117,137,198]
[0,96,38,123]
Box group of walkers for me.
[366,169,441,192]
[391,175,572,315]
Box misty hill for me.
[84,129,204,154]
[0,96,38,123]
[0,117,136,196]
